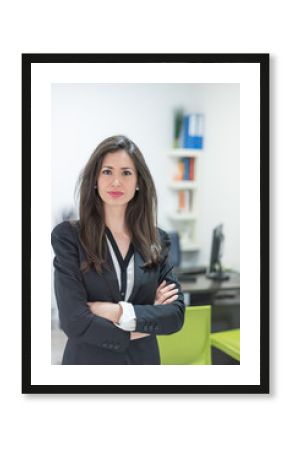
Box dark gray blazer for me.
[51,220,185,365]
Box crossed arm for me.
[87,280,179,340]
[52,222,184,351]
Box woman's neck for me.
[104,205,129,236]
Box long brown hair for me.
[75,135,162,273]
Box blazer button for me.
[102,342,108,348]
[114,344,119,350]
[108,343,114,349]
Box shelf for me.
[168,149,203,158]
[167,145,201,253]
[169,181,197,190]
[168,212,197,221]
[180,242,200,252]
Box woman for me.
[51,135,185,364]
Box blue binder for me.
[182,114,204,149]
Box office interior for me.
[51,83,240,365]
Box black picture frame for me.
[22,53,269,394]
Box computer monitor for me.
[206,224,229,281]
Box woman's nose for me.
[112,178,121,186]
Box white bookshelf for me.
[167,150,202,158]
[180,242,199,252]
[169,181,198,190]
[167,148,202,252]
[168,212,198,221]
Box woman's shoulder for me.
[156,227,171,248]
[156,226,168,238]
[51,219,80,242]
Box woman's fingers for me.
[163,295,179,304]
[156,280,166,293]
[155,283,179,304]
[130,332,150,340]
[160,284,178,299]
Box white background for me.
[0,1,286,449]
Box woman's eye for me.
[102,169,111,175]
[123,170,132,176]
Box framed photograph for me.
[22,53,269,394]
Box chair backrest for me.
[167,231,181,268]
[157,305,211,364]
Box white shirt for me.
[106,236,136,332]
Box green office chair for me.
[157,305,212,365]
[210,329,240,362]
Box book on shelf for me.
[189,158,195,180]
[173,109,184,148]
[178,190,185,210]
[182,113,204,149]
[177,190,192,213]
[183,158,190,180]
[173,158,195,181]
[175,159,184,180]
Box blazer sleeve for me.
[133,229,185,335]
[51,222,130,353]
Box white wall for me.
[52,83,239,270]
[196,84,240,269]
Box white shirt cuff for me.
[115,301,136,331]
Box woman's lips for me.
[108,191,124,198]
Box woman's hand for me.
[130,332,150,340]
[130,282,179,340]
[131,282,179,340]
[88,303,150,340]
[87,301,122,323]
[155,280,179,305]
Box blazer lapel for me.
[102,244,145,304]
[127,249,145,304]
[103,249,123,302]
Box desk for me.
[176,270,240,331]
[211,329,240,362]
[176,271,240,297]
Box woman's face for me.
[97,150,138,208]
